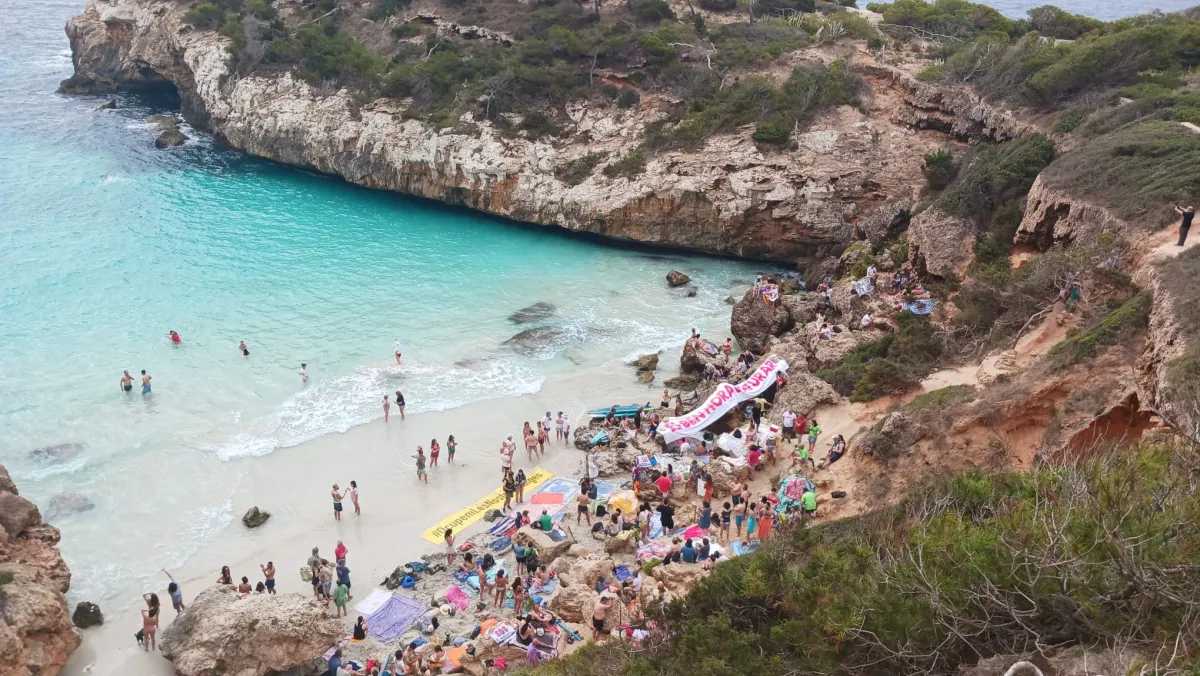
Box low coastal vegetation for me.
[532,442,1200,675]
[817,311,943,401]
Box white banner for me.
[660,356,788,444]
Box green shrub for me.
[936,134,1055,224]
[817,312,943,401]
[555,152,605,185]
[710,23,811,70]
[602,149,647,178]
[518,111,563,138]
[1053,107,1088,133]
[752,121,791,146]
[921,148,956,189]
[914,63,943,81]
[867,0,1025,39]
[627,0,675,23]
[601,83,619,99]
[1027,4,1102,39]
[0,572,13,585]
[367,0,412,21]
[758,0,815,13]
[219,14,247,52]
[616,88,640,109]
[269,24,387,87]
[1048,293,1151,368]
[183,2,225,29]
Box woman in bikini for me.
[429,438,440,468]
[447,435,456,464]
[493,569,509,607]
[511,577,526,613]
[537,422,548,455]
[216,566,233,586]
[524,426,538,461]
[141,603,160,652]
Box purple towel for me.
[366,594,426,643]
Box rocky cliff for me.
[62,0,1028,263]
[0,466,81,676]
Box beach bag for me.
[401,575,415,589]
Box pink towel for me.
[444,585,470,612]
[684,525,703,540]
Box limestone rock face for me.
[60,0,1026,263]
[907,206,976,278]
[731,287,795,353]
[548,583,598,623]
[1015,174,1133,250]
[0,465,80,676]
[159,587,343,676]
[768,371,841,421]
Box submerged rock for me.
[504,326,566,355]
[666,270,690,287]
[508,301,556,324]
[72,601,104,628]
[241,506,270,529]
[725,296,737,305]
[29,443,83,462]
[146,114,179,131]
[637,370,655,384]
[160,587,342,676]
[155,128,187,148]
[630,353,660,372]
[47,492,95,518]
[94,99,116,111]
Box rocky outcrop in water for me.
[731,287,795,353]
[0,465,81,676]
[159,586,343,676]
[61,0,1028,264]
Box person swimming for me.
[167,330,181,344]
[120,370,133,392]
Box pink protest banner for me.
[659,356,788,443]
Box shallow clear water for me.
[0,0,1186,605]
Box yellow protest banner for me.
[422,466,553,544]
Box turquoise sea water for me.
[0,0,1188,605]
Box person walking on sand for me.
[299,363,308,383]
[561,412,571,446]
[576,490,592,526]
[515,468,527,503]
[1176,205,1195,246]
[331,484,345,521]
[120,370,134,393]
[349,480,360,515]
[394,338,403,365]
[444,528,456,567]
[239,340,249,356]
[500,435,515,478]
[394,391,405,420]
[413,446,428,484]
[447,435,457,464]
[260,561,276,594]
[382,394,390,423]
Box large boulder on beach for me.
[160,587,342,676]
[651,562,709,595]
[769,371,841,421]
[242,506,270,529]
[0,492,42,538]
[564,557,615,591]
[508,302,556,324]
[513,526,572,565]
[549,584,599,623]
[666,270,690,287]
[0,562,81,675]
[72,601,104,628]
[680,339,723,377]
[731,288,794,354]
[631,353,659,372]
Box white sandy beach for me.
[61,358,667,676]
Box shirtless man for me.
[331,484,345,521]
[140,370,152,395]
[260,561,276,594]
[120,371,134,393]
[237,576,252,598]
[592,594,613,641]
[576,490,592,526]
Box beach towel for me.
[760,286,779,303]
[701,339,720,355]
[730,541,759,557]
[683,525,703,541]
[488,516,517,536]
[590,431,609,447]
[354,588,394,616]
[592,479,622,499]
[530,577,559,594]
[530,492,564,505]
[489,623,517,646]
[485,559,507,583]
[444,585,470,612]
[490,536,511,552]
[637,540,674,562]
[901,298,936,315]
[612,565,632,582]
[445,647,468,670]
[853,278,874,296]
[366,593,427,643]
[648,512,663,539]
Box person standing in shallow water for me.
[382,394,390,423]
[120,370,133,392]
[394,338,402,365]
[447,435,457,464]
[1176,205,1195,246]
[140,370,152,395]
[430,438,441,468]
[299,363,308,383]
[238,340,249,356]
[394,391,405,420]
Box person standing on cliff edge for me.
[1176,205,1194,246]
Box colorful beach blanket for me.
[853,278,874,296]
[444,585,471,612]
[901,298,937,315]
[366,593,426,643]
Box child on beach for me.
[413,447,428,484]
[383,394,390,423]
[444,529,456,567]
[430,438,441,468]
[720,502,732,542]
[733,497,747,538]
[537,422,547,455]
[447,435,456,463]
[349,481,360,516]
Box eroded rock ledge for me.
[63,0,1028,263]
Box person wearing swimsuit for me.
[140,370,152,395]
[394,391,405,420]
[382,394,390,423]
[394,338,402,365]
[430,439,440,467]
[120,370,133,392]
[447,435,456,463]
[349,481,360,515]
[141,605,159,651]
[239,340,249,356]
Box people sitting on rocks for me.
[517,614,556,651]
[820,323,833,340]
[353,616,368,641]
[680,539,697,563]
[662,537,683,564]
[824,434,846,467]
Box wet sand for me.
[62,358,665,676]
